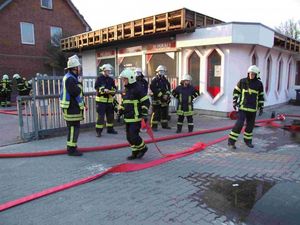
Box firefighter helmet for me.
[2,74,9,80]
[67,55,81,69]
[13,73,21,79]
[135,67,143,76]
[102,64,113,71]
[247,65,260,76]
[119,68,136,84]
[156,65,167,75]
[182,74,192,81]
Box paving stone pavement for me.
[0,105,300,225]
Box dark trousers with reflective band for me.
[126,122,146,153]
[96,102,115,132]
[177,115,193,132]
[66,121,80,148]
[228,110,256,144]
[151,104,169,128]
[0,93,11,106]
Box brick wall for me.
[0,0,88,79]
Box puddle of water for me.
[182,174,275,223]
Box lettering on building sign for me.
[96,50,115,58]
[118,46,142,54]
[147,41,176,52]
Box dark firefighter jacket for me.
[150,75,171,105]
[119,82,150,123]
[136,75,148,96]
[0,79,12,93]
[233,77,264,112]
[95,75,116,103]
[60,72,84,121]
[172,84,199,116]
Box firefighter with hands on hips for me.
[135,67,148,95]
[228,65,264,149]
[0,74,12,107]
[172,74,199,133]
[118,68,150,160]
[59,55,85,156]
[150,65,171,131]
[94,64,118,137]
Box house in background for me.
[61,8,300,114]
[0,0,90,79]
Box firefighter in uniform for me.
[118,68,150,160]
[150,65,171,131]
[135,67,148,95]
[228,65,264,149]
[94,64,118,137]
[0,74,12,107]
[172,74,199,133]
[59,55,84,156]
[13,74,28,96]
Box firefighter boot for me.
[162,124,171,129]
[136,146,148,159]
[67,146,83,156]
[96,128,102,137]
[228,140,237,149]
[244,140,254,148]
[151,124,158,132]
[176,125,182,133]
[107,128,118,134]
[127,151,139,160]
[188,125,194,133]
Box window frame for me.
[41,0,53,9]
[20,22,35,45]
[50,26,62,46]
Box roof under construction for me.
[60,8,223,51]
[60,8,300,53]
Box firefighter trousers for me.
[151,104,169,128]
[96,102,115,133]
[228,110,256,144]
[177,115,193,132]
[66,121,80,149]
[126,122,146,153]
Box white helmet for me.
[182,74,192,81]
[102,64,113,71]
[135,67,143,76]
[156,65,167,75]
[247,65,260,76]
[2,74,9,80]
[28,80,32,85]
[119,68,136,84]
[67,55,81,69]
[13,73,21,79]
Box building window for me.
[296,61,300,85]
[41,0,52,9]
[118,55,142,73]
[265,57,272,93]
[146,52,177,89]
[188,51,200,91]
[207,49,221,98]
[50,26,62,46]
[277,59,283,92]
[252,54,257,65]
[20,22,35,45]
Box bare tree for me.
[275,19,300,40]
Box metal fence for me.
[17,76,177,140]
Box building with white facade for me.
[61,8,300,114]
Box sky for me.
[71,0,300,31]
